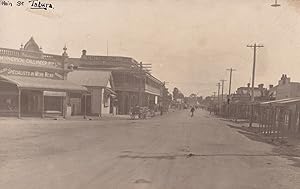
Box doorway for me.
[21,90,42,117]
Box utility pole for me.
[220,79,226,103]
[138,62,143,106]
[220,79,226,115]
[247,43,264,127]
[226,68,236,96]
[217,83,220,114]
[106,40,109,56]
[136,62,152,107]
[226,68,236,118]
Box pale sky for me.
[1,0,300,96]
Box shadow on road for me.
[225,123,300,167]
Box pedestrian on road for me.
[190,106,195,117]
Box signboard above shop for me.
[0,67,64,80]
[0,55,63,69]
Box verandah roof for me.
[259,97,300,106]
[0,75,87,92]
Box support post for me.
[41,92,44,118]
[18,88,21,119]
[99,88,103,117]
[84,94,87,119]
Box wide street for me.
[0,110,299,189]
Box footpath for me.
[0,110,174,126]
[217,116,300,165]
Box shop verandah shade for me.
[0,75,87,92]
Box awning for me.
[43,91,67,97]
[259,97,300,106]
[0,75,87,92]
[259,98,294,105]
[275,98,300,105]
[67,70,112,87]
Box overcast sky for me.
[1,0,300,96]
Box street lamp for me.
[271,0,280,7]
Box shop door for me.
[21,90,42,116]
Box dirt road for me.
[0,110,299,189]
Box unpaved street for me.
[0,110,299,189]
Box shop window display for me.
[0,95,18,113]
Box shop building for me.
[0,37,87,118]
[67,70,117,117]
[69,50,164,115]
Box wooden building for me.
[69,50,164,115]
[0,37,87,118]
[258,98,300,138]
[67,70,117,116]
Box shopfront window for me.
[44,96,62,113]
[0,95,18,113]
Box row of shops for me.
[0,37,165,118]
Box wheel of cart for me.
[129,106,140,120]
[139,107,150,119]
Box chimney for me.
[81,49,87,59]
[258,84,264,97]
[62,45,68,57]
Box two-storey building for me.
[0,37,87,118]
[69,50,164,115]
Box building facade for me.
[67,70,117,116]
[275,74,300,100]
[0,37,86,118]
[70,50,164,115]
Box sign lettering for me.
[0,67,63,79]
[0,55,62,68]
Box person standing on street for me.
[190,106,195,117]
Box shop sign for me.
[0,55,62,68]
[44,91,66,97]
[0,67,63,79]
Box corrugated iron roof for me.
[0,75,87,92]
[260,97,300,105]
[67,70,112,88]
[275,98,300,104]
[259,98,294,105]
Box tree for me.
[172,87,179,100]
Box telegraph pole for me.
[247,43,264,127]
[226,68,236,118]
[137,62,152,107]
[220,79,226,115]
[138,62,143,106]
[226,68,236,96]
[217,83,220,114]
[106,40,109,56]
[220,79,226,103]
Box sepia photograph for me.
[1,0,300,188]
